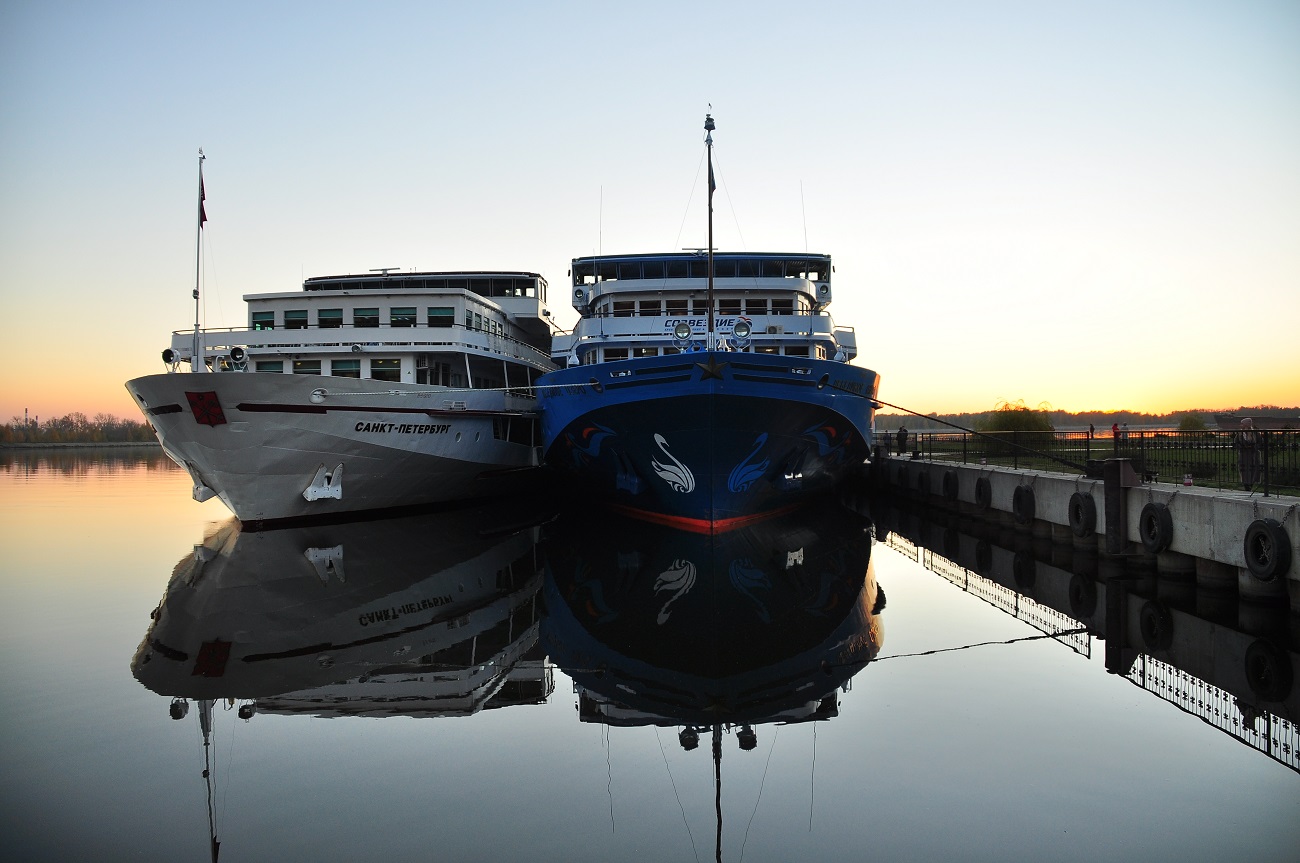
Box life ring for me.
[1012,551,1036,594]
[1139,600,1173,650]
[974,477,992,510]
[1068,574,1098,618]
[1243,518,1291,581]
[1068,491,1097,538]
[1138,502,1173,553]
[1244,639,1294,701]
[941,470,959,502]
[1012,485,1035,525]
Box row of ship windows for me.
[250,307,504,335]
[255,358,402,380]
[593,345,827,361]
[574,258,828,284]
[596,297,811,317]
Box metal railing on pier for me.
[881,429,1300,497]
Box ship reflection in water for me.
[131,495,881,860]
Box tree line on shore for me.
[876,403,1299,433]
[2,413,156,444]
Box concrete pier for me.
[869,455,1300,612]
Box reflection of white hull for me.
[132,507,544,701]
[125,372,540,524]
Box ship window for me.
[447,278,468,290]
[604,348,628,361]
[284,310,308,330]
[319,308,343,329]
[465,310,473,329]
[689,260,707,278]
[771,298,794,315]
[785,346,809,356]
[391,307,416,327]
[292,360,321,375]
[756,345,780,354]
[735,260,757,278]
[612,301,634,318]
[719,299,741,316]
[473,312,483,331]
[617,262,641,280]
[666,299,687,315]
[251,311,274,330]
[796,296,812,313]
[370,358,400,382]
[666,260,689,279]
[331,359,361,378]
[714,260,736,278]
[642,261,664,279]
[597,262,618,281]
[354,308,379,328]
[428,307,454,327]
[761,260,784,277]
[638,300,661,316]
[663,346,682,355]
[470,278,491,296]
[691,298,709,315]
[745,298,768,315]
[255,360,284,373]
[634,347,657,358]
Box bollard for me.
[1103,458,1140,555]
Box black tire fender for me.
[941,469,959,501]
[1068,574,1098,619]
[1138,502,1173,553]
[1012,485,1035,525]
[1068,491,1097,538]
[1244,639,1294,702]
[1243,518,1291,581]
[1139,600,1173,650]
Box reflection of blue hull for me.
[537,352,878,530]
[540,501,882,726]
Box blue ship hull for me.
[537,351,879,530]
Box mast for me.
[705,113,716,351]
[192,148,207,372]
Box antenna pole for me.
[192,148,207,372]
[704,113,716,351]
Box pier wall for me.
[870,456,1300,611]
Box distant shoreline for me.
[0,442,161,450]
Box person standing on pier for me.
[1236,417,1261,492]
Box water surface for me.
[0,449,1295,862]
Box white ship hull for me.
[126,371,541,524]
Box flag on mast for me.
[199,176,207,227]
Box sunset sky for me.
[2,1,1297,423]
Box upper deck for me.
[569,253,833,316]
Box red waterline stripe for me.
[607,501,807,535]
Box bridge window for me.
[284,310,308,330]
[370,358,400,382]
[354,308,379,328]
[745,298,768,315]
[638,300,661,316]
[691,298,709,315]
[612,301,634,318]
[761,260,784,277]
[331,359,361,378]
[391,307,416,327]
[771,298,794,315]
[719,299,741,316]
[251,311,274,330]
[255,360,283,373]
[642,261,664,279]
[319,308,343,328]
[666,260,689,279]
[634,347,657,358]
[428,307,454,327]
[604,348,628,361]
[292,360,321,375]
[666,298,687,315]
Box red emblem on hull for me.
[192,640,231,677]
[185,391,227,426]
